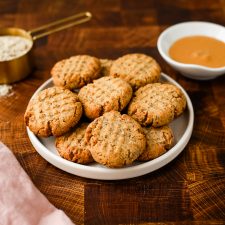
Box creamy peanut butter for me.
[169,36,225,68]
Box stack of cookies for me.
[25,53,186,168]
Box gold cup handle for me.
[28,11,92,41]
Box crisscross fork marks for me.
[55,123,94,164]
[51,55,101,89]
[139,126,174,161]
[85,111,146,168]
[128,83,186,127]
[110,53,161,90]
[25,87,83,137]
[78,77,132,119]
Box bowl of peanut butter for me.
[157,21,225,80]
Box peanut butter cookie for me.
[51,55,101,89]
[110,53,161,90]
[139,126,174,161]
[78,77,133,120]
[55,123,94,164]
[85,111,146,168]
[100,59,114,76]
[24,87,82,137]
[128,83,186,127]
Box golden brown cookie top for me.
[85,111,146,168]
[24,86,82,137]
[110,53,161,90]
[139,126,174,161]
[55,123,94,164]
[78,76,133,119]
[128,83,186,127]
[51,55,101,89]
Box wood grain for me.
[0,1,225,225]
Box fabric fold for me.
[0,142,74,225]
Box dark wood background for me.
[0,0,225,224]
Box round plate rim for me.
[27,73,194,180]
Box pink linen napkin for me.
[0,142,74,225]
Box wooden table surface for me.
[1,0,225,224]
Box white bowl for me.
[27,73,194,180]
[157,21,225,80]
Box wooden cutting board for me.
[0,0,225,224]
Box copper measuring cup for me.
[0,11,92,84]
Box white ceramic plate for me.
[27,73,194,180]
[157,21,225,80]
